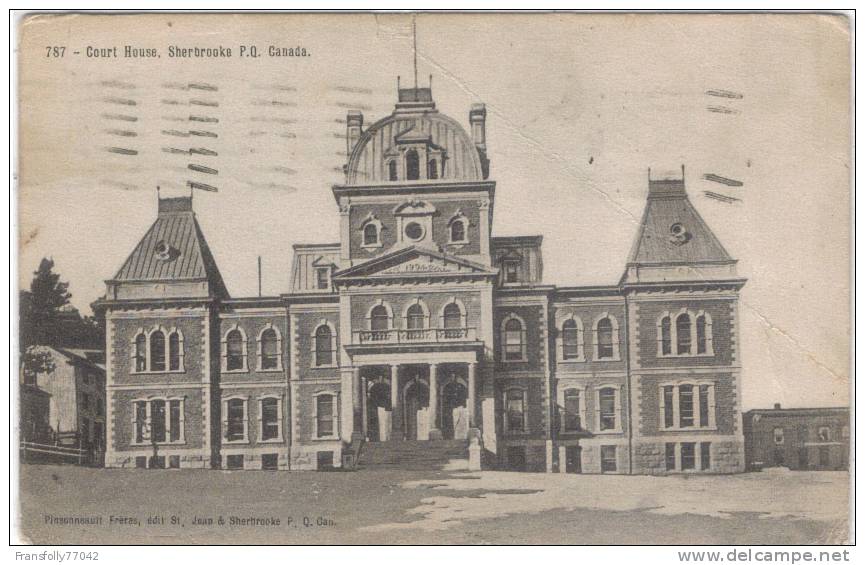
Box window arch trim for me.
[556,314,585,362]
[256,324,284,372]
[657,309,715,358]
[438,297,467,327]
[500,313,528,363]
[131,325,185,374]
[592,313,621,361]
[402,298,431,328]
[258,394,284,443]
[222,324,249,373]
[311,320,338,368]
[360,213,383,249]
[312,391,340,439]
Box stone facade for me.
[96,81,747,474]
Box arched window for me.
[562,319,580,360]
[661,316,672,356]
[363,223,379,246]
[314,325,334,367]
[696,314,708,354]
[596,318,614,359]
[405,149,420,180]
[150,330,166,372]
[388,159,398,181]
[168,331,181,371]
[260,328,279,370]
[134,333,147,372]
[406,304,425,329]
[450,219,466,243]
[676,313,692,355]
[428,159,438,179]
[503,317,526,361]
[443,303,462,329]
[370,305,390,332]
[226,330,245,371]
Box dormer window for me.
[363,223,379,246]
[316,268,330,290]
[405,149,420,180]
[503,260,520,283]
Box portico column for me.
[429,363,441,440]
[390,364,400,440]
[352,367,362,432]
[361,375,368,440]
[467,362,477,428]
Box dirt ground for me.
[16,465,850,545]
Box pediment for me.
[333,247,495,281]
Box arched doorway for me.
[440,380,468,439]
[367,381,391,442]
[403,379,429,440]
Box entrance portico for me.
[345,350,480,442]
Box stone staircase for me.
[356,439,470,471]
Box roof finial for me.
[156,185,161,200]
[681,164,686,182]
[412,14,418,90]
[397,75,400,90]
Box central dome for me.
[343,87,489,185]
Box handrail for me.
[353,327,477,344]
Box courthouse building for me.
[97,81,747,473]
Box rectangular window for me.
[665,443,676,471]
[317,451,334,470]
[679,385,694,428]
[261,398,280,441]
[601,445,617,473]
[681,442,696,470]
[169,455,180,469]
[150,400,166,443]
[226,454,244,470]
[262,453,279,470]
[134,401,147,443]
[149,455,165,469]
[699,385,710,427]
[316,268,329,290]
[563,390,581,432]
[96,397,104,417]
[773,427,784,445]
[316,395,335,438]
[169,400,182,443]
[506,389,526,433]
[135,456,147,469]
[504,261,519,283]
[598,388,617,431]
[700,442,711,470]
[226,399,246,442]
[819,446,830,467]
[663,386,674,428]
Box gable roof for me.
[627,178,733,266]
[110,197,229,298]
[333,245,496,281]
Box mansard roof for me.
[627,177,734,266]
[109,196,229,298]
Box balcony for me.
[353,327,478,345]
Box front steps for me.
[356,439,470,471]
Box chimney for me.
[346,111,364,155]
[469,103,486,150]
[774,403,782,410]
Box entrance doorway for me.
[367,381,391,442]
[565,445,582,473]
[440,380,467,439]
[403,379,429,440]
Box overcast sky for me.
[18,13,851,409]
